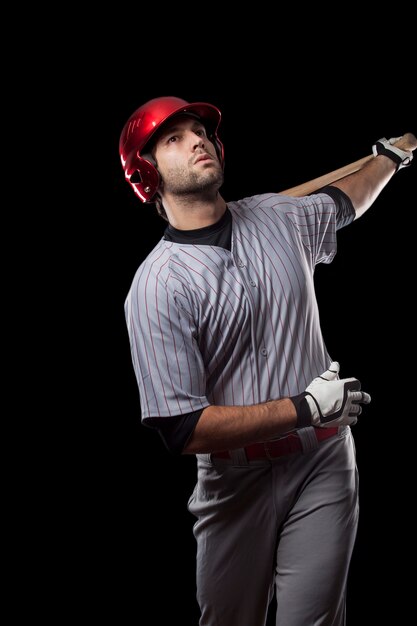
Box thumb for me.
[320,361,340,381]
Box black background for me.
[81,83,414,625]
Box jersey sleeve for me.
[317,185,355,230]
[146,409,204,455]
[281,192,340,266]
[124,259,210,421]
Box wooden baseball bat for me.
[279,155,373,197]
[279,133,416,197]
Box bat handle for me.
[279,155,373,198]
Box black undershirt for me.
[164,205,233,248]
[147,188,354,454]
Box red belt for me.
[212,427,339,461]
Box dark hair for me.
[154,195,168,221]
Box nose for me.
[191,132,205,152]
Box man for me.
[119,96,415,625]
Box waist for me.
[212,427,339,461]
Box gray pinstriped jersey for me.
[125,192,340,422]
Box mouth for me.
[194,153,213,164]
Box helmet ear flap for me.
[142,153,156,168]
[126,154,160,203]
[130,170,142,184]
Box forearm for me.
[331,154,396,219]
[183,398,297,454]
[331,133,415,219]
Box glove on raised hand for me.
[372,136,413,171]
[291,362,371,428]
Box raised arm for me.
[331,133,416,219]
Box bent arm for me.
[183,398,297,454]
[331,133,416,219]
[179,363,370,454]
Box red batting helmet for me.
[119,96,224,203]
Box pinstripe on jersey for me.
[125,192,339,421]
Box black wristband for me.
[291,392,312,428]
[374,142,403,168]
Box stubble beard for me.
[161,161,224,199]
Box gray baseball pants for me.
[188,427,358,626]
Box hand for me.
[372,134,415,170]
[391,132,417,152]
[291,362,371,428]
[304,362,371,427]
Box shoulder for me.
[227,194,312,232]
[128,238,203,295]
[228,193,305,216]
[227,194,337,239]
[128,239,173,292]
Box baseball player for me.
[119,96,415,625]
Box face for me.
[152,115,224,197]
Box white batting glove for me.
[372,136,413,170]
[291,362,371,428]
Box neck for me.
[162,192,227,230]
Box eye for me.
[167,135,178,143]
[195,129,206,137]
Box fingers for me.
[348,389,372,417]
[349,389,371,404]
[360,391,371,404]
[344,379,371,418]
